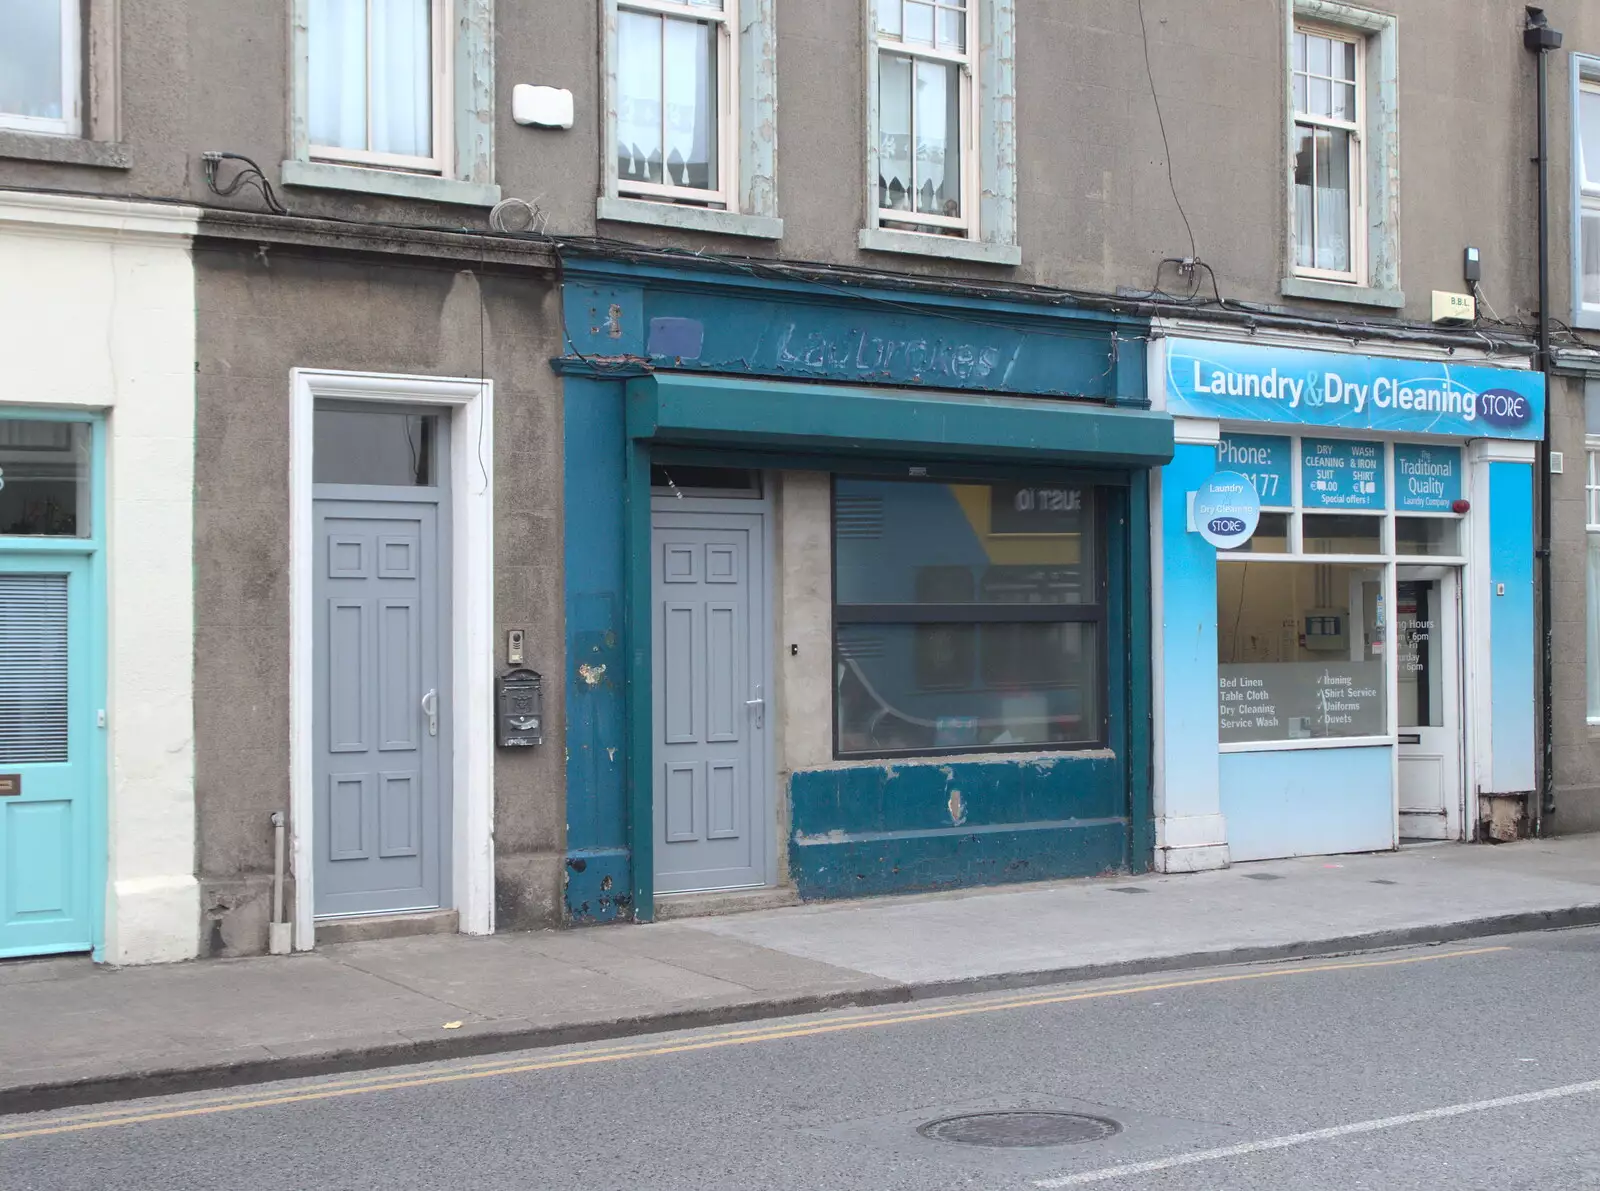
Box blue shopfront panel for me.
[1489,461,1536,794]
[1220,746,1394,862]
[1158,443,1222,820]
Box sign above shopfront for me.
[1165,337,1544,440]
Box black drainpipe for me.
[1525,7,1562,833]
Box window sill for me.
[597,196,783,239]
[1572,308,1600,332]
[1280,276,1405,309]
[0,130,131,170]
[858,226,1021,266]
[280,160,501,207]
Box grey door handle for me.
[422,688,438,737]
[745,684,764,729]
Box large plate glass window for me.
[308,0,450,173]
[0,0,80,135]
[874,0,974,238]
[1291,25,1363,282]
[1219,561,1386,743]
[833,477,1104,757]
[615,0,734,208]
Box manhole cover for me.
[918,1111,1123,1148]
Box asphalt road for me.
[7,927,1600,1190]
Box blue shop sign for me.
[1394,444,1462,512]
[1216,433,1292,506]
[1302,439,1384,509]
[1166,337,1544,440]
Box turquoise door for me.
[0,412,102,959]
[0,554,95,956]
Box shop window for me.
[833,477,1103,757]
[0,0,80,136]
[600,0,780,239]
[861,0,1019,265]
[1214,432,1466,747]
[1218,561,1386,743]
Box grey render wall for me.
[1541,13,1600,836]
[192,244,567,955]
[0,1,1551,328]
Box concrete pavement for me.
[5,835,1600,1113]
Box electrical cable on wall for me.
[201,152,288,216]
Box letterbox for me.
[497,668,543,747]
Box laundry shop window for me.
[832,477,1105,758]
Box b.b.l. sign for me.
[1165,337,1544,440]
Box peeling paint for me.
[948,789,967,826]
[606,746,617,763]
[578,663,607,686]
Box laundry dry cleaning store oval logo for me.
[1476,388,1535,431]
[1194,472,1261,550]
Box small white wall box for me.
[512,85,574,129]
[1431,290,1476,324]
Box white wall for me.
[0,193,200,964]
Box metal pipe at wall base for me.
[269,811,292,955]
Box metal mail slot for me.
[0,774,19,797]
[1398,733,1422,745]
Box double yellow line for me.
[3,945,1508,1142]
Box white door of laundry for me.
[1396,567,1464,840]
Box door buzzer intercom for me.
[497,668,543,747]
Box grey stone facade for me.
[4,0,1599,958]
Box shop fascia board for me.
[1150,316,1536,368]
[557,253,1141,336]
[624,374,1175,468]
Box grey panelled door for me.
[313,500,449,916]
[651,510,772,894]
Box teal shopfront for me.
[557,254,1173,921]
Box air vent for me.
[835,495,884,538]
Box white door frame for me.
[290,369,495,948]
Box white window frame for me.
[859,0,1018,266]
[1280,1,1400,310]
[285,0,498,208]
[0,0,81,137]
[1572,58,1600,329]
[613,0,738,211]
[869,0,978,238]
[599,0,779,239]
[1290,21,1366,286]
[306,0,452,175]
[1586,439,1600,722]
